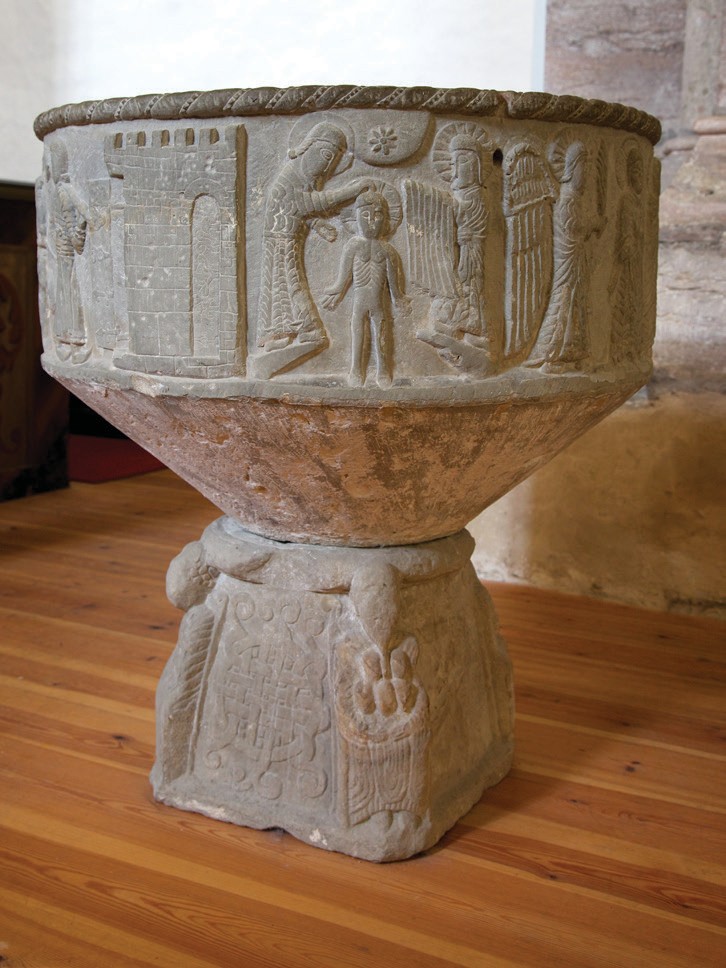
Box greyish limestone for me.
[34,86,660,859]
[152,520,513,862]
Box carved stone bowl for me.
[35,86,660,545]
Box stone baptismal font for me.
[34,86,660,861]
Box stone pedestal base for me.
[151,518,514,861]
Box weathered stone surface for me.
[152,520,514,861]
[472,5,725,619]
[35,87,660,857]
[59,377,637,547]
[681,1,726,128]
[37,95,659,546]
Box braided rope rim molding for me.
[34,85,661,145]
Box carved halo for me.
[287,113,355,177]
[432,122,493,184]
[338,178,403,237]
[501,134,550,175]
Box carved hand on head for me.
[349,177,377,197]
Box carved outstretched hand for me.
[321,289,344,310]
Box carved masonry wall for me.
[103,125,244,377]
[37,112,656,392]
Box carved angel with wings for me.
[405,124,501,374]
[501,141,557,362]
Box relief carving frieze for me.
[41,142,91,365]
[36,97,658,395]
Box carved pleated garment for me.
[453,187,488,338]
[535,190,591,367]
[257,170,327,347]
[609,199,644,366]
[53,182,87,346]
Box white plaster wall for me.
[1,0,63,184]
[2,0,544,184]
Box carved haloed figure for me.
[34,85,660,862]
[449,134,490,343]
[257,122,372,353]
[323,188,409,387]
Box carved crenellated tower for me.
[105,125,246,377]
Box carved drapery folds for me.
[36,104,658,390]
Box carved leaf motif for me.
[159,600,221,783]
[168,603,216,722]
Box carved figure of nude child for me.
[322,189,410,388]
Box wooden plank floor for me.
[0,469,724,968]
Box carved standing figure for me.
[35,154,52,346]
[48,143,90,364]
[256,123,371,358]
[408,123,502,374]
[528,139,605,371]
[448,131,490,341]
[608,142,645,367]
[322,189,410,388]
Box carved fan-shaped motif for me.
[403,180,460,299]
[503,143,556,358]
